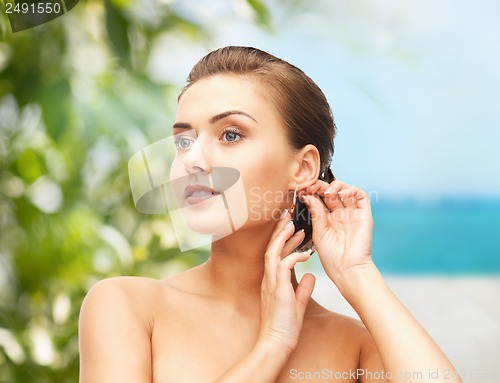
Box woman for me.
[79,46,462,382]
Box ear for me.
[288,144,321,190]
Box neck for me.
[199,220,299,308]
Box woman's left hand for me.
[300,180,375,290]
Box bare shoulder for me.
[82,277,165,321]
[83,276,164,306]
[318,307,384,369]
[80,267,203,327]
[301,301,383,368]
[305,301,368,341]
[79,276,166,383]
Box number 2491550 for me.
[5,2,62,14]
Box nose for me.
[182,135,210,175]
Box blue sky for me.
[156,0,500,200]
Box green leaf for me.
[104,0,131,67]
[245,0,272,31]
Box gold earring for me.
[290,183,298,214]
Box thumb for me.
[295,273,316,321]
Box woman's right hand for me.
[257,209,316,355]
[212,210,316,383]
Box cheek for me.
[240,149,289,223]
[247,142,288,186]
[170,157,181,179]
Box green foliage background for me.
[0,0,279,381]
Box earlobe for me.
[290,183,299,214]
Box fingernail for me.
[301,195,308,205]
[294,229,305,236]
[285,220,294,229]
[324,187,335,195]
[280,209,288,220]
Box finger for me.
[304,180,353,213]
[267,219,295,256]
[265,210,294,280]
[322,182,345,211]
[321,191,344,211]
[281,229,306,259]
[269,209,291,243]
[264,220,296,291]
[295,273,316,323]
[323,180,361,212]
[276,250,312,296]
[338,186,371,210]
[281,249,313,269]
[308,179,351,198]
[305,179,330,196]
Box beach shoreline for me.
[304,272,500,383]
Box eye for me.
[221,127,244,143]
[174,136,195,151]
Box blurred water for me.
[370,199,500,274]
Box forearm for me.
[338,263,462,383]
[213,342,290,383]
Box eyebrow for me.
[172,110,257,130]
[210,110,257,124]
[172,122,192,130]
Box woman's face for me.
[170,74,295,237]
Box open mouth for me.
[184,185,221,205]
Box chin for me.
[180,195,248,238]
[182,208,234,236]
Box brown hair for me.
[179,46,336,182]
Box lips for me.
[184,184,221,205]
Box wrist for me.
[333,260,381,302]
[253,340,292,368]
[212,340,292,382]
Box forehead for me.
[176,74,278,123]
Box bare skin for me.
[79,74,461,383]
[79,269,377,383]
